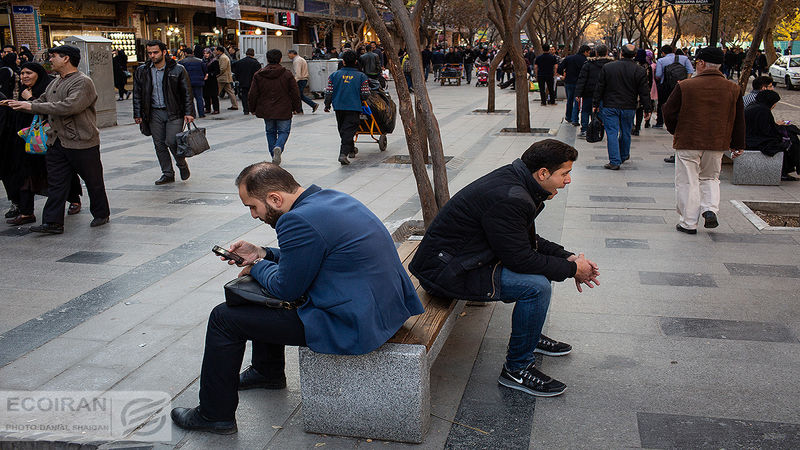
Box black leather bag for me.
[224,275,306,309]
[175,122,210,157]
[586,112,605,143]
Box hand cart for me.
[354,101,388,152]
[440,63,463,86]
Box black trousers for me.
[239,85,250,114]
[19,173,81,216]
[198,303,306,421]
[538,77,556,104]
[42,140,109,225]
[335,110,361,156]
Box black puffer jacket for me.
[409,159,577,301]
[575,56,613,98]
[593,58,651,111]
[133,57,194,123]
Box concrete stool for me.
[731,150,783,185]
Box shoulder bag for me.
[224,275,306,309]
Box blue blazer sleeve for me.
[250,215,324,300]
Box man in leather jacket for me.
[409,139,600,398]
[133,40,195,185]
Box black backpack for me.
[586,112,604,143]
[662,54,688,93]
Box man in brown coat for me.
[248,49,301,165]
[662,47,745,234]
[215,46,238,110]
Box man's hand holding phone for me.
[225,241,267,266]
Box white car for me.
[769,54,800,90]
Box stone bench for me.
[729,150,783,186]
[298,240,464,443]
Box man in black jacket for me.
[232,48,263,115]
[593,44,651,170]
[575,45,613,137]
[134,40,195,185]
[409,139,600,398]
[559,44,590,125]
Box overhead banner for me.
[215,0,241,20]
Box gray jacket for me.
[30,70,99,149]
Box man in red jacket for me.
[248,49,301,165]
[662,47,745,234]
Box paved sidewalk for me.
[1,81,799,449]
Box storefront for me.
[0,7,11,49]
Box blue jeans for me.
[494,268,552,372]
[464,63,473,83]
[405,73,413,89]
[564,83,577,122]
[192,86,205,117]
[579,96,592,132]
[296,79,317,109]
[599,107,635,165]
[264,119,292,156]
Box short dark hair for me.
[578,44,591,54]
[752,75,774,90]
[266,49,282,64]
[661,44,673,55]
[621,44,636,58]
[595,45,608,57]
[145,40,167,51]
[341,50,359,67]
[235,162,301,199]
[521,139,578,173]
[245,48,255,56]
[542,44,550,51]
[287,49,297,55]
[216,46,225,53]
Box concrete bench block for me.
[732,150,782,185]
[299,343,430,443]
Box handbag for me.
[586,111,605,143]
[175,121,210,157]
[224,275,306,309]
[17,115,50,154]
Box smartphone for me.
[212,245,245,264]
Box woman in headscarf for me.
[632,48,653,136]
[202,47,220,115]
[112,49,130,100]
[1,51,21,217]
[6,62,82,224]
[744,90,800,181]
[0,52,19,99]
[645,49,657,129]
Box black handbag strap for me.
[183,121,199,132]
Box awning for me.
[238,20,295,31]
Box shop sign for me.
[665,0,713,4]
[12,6,34,14]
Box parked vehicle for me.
[769,54,800,90]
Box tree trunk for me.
[738,0,775,95]
[487,44,509,112]
[389,0,450,208]
[508,39,531,132]
[357,0,438,225]
[765,24,778,66]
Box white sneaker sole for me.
[533,348,572,357]
[497,376,566,397]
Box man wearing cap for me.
[662,47,745,234]
[7,45,110,234]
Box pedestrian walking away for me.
[232,48,263,115]
[133,40,195,186]
[593,44,651,170]
[202,48,220,115]
[575,45,613,138]
[248,49,301,165]
[662,47,745,234]
[287,49,318,114]
[181,45,208,118]
[215,46,238,110]
[170,162,423,434]
[654,44,694,129]
[112,49,130,100]
[559,44,590,125]
[535,44,559,105]
[409,139,600,398]
[7,45,110,235]
[324,50,371,165]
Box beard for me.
[263,204,284,228]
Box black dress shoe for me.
[90,217,109,227]
[170,407,237,434]
[239,366,287,390]
[702,211,718,228]
[675,224,697,235]
[7,215,36,225]
[155,175,175,185]
[664,155,675,163]
[179,166,191,181]
[781,175,799,181]
[30,223,64,234]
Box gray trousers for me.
[149,108,187,177]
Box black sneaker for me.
[498,363,566,397]
[238,366,286,390]
[702,211,719,228]
[30,223,64,234]
[534,335,572,356]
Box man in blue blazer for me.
[171,162,424,434]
